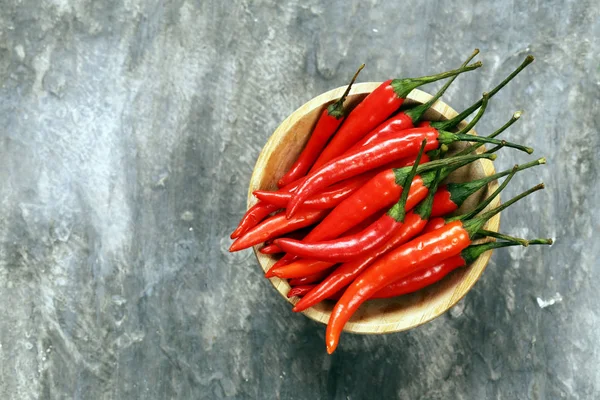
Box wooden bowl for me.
[248,83,500,334]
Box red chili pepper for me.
[259,244,283,254]
[278,65,365,188]
[257,171,374,210]
[347,49,480,153]
[231,172,313,239]
[269,209,388,279]
[286,94,534,218]
[290,166,444,310]
[289,239,551,300]
[268,151,496,273]
[229,209,328,252]
[255,156,420,210]
[274,140,432,263]
[325,183,544,353]
[287,285,316,298]
[309,62,483,171]
[230,202,280,239]
[288,268,333,286]
[275,155,488,262]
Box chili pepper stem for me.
[404,49,479,123]
[387,140,427,222]
[432,55,534,131]
[391,62,482,98]
[462,183,545,237]
[461,237,551,263]
[442,132,534,154]
[328,64,366,118]
[446,158,545,210]
[477,229,529,246]
[393,153,496,186]
[456,165,519,222]
[455,110,523,157]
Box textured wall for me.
[0,0,599,399]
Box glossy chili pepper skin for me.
[278,110,344,188]
[275,214,403,263]
[231,202,279,239]
[273,259,334,280]
[229,209,328,252]
[326,220,471,353]
[347,112,415,152]
[309,63,482,171]
[292,211,429,311]
[288,268,333,286]
[276,144,431,263]
[287,127,441,218]
[373,255,465,298]
[286,258,464,301]
[309,80,402,171]
[278,65,365,187]
[259,244,283,254]
[287,285,316,298]
[422,217,447,234]
[255,157,419,210]
[430,185,458,217]
[255,173,373,210]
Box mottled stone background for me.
[1,1,599,399]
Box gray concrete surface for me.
[1,1,599,399]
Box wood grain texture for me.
[248,83,500,334]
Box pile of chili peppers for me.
[229,50,553,354]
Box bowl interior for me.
[248,83,500,334]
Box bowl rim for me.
[247,82,500,334]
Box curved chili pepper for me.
[257,171,374,210]
[255,156,422,210]
[287,239,551,300]
[269,209,389,279]
[287,285,316,298]
[286,94,533,218]
[325,183,544,353]
[274,140,431,263]
[229,209,328,252]
[347,49,480,153]
[278,65,365,188]
[269,152,496,272]
[259,244,283,254]
[260,227,311,254]
[290,167,444,311]
[288,268,333,286]
[309,62,482,171]
[230,202,280,239]
[267,152,493,273]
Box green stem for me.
[455,165,518,222]
[393,152,496,187]
[445,158,546,209]
[431,56,534,131]
[461,237,552,264]
[440,132,534,154]
[455,110,522,157]
[391,62,482,98]
[413,165,444,220]
[388,140,427,222]
[462,183,545,237]
[404,49,479,124]
[327,64,365,118]
[476,230,529,246]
